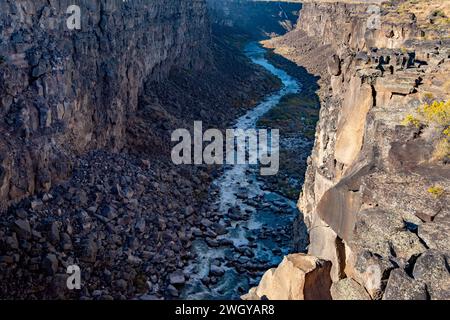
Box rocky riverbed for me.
[180,42,312,300]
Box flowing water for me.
[181,42,306,299]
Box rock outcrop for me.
[256,0,450,300]
[241,254,332,300]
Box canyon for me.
[0,0,449,300]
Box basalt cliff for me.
[245,0,450,300]
[0,0,211,208]
[0,0,279,299]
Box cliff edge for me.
[248,0,450,300]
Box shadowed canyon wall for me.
[0,0,283,299]
[207,0,301,38]
[0,0,211,209]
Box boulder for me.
[413,250,450,300]
[169,270,186,285]
[80,238,98,263]
[42,254,59,275]
[331,278,371,300]
[100,205,117,221]
[351,209,426,262]
[48,221,60,244]
[167,284,179,297]
[345,249,395,300]
[375,74,418,95]
[240,287,260,300]
[30,199,44,210]
[242,254,332,300]
[209,265,225,277]
[418,222,450,256]
[383,269,427,300]
[308,221,345,282]
[13,219,31,239]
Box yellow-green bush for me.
[401,114,421,127]
[402,100,450,162]
[418,100,450,126]
[427,185,445,198]
[444,126,450,137]
[402,100,450,128]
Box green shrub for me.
[418,100,450,126]
[423,92,435,102]
[401,114,421,128]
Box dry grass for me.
[444,79,450,95]
[382,0,450,39]
[431,138,450,161]
[395,0,450,19]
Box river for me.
[181,42,307,299]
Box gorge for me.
[0,0,449,301]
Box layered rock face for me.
[260,0,450,299]
[207,0,301,38]
[0,0,211,209]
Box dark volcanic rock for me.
[383,269,427,300]
[413,251,450,300]
[42,254,59,276]
[13,219,31,240]
[210,265,225,277]
[169,270,186,286]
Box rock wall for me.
[0,0,211,209]
[0,0,282,299]
[206,0,301,38]
[261,0,450,299]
